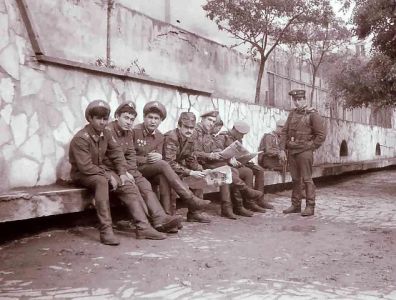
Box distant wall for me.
[0,0,395,192]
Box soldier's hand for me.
[279,150,287,162]
[229,157,241,167]
[189,170,206,178]
[125,171,135,183]
[210,152,223,160]
[120,173,134,185]
[109,175,118,191]
[147,152,162,163]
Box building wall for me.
[0,0,395,192]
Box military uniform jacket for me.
[104,121,140,176]
[69,124,127,180]
[163,128,202,176]
[215,130,238,149]
[132,123,164,166]
[280,107,326,155]
[193,122,222,165]
[258,132,282,169]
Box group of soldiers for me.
[69,89,326,245]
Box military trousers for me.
[288,150,315,205]
[138,160,194,211]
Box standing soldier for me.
[163,112,211,223]
[132,101,210,215]
[194,110,262,219]
[69,100,165,245]
[216,121,272,212]
[258,119,287,171]
[279,90,326,216]
[105,101,182,235]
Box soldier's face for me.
[293,97,307,108]
[179,124,195,138]
[117,112,136,131]
[144,112,162,132]
[89,115,109,133]
[201,116,217,132]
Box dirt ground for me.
[0,169,395,299]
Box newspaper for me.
[236,151,263,164]
[182,166,232,189]
[220,140,261,163]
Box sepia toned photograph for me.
[0,0,395,299]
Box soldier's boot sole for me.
[301,206,315,217]
[282,205,302,214]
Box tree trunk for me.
[254,54,266,104]
[310,68,318,107]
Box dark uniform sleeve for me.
[163,135,191,176]
[105,132,127,176]
[279,114,292,151]
[70,136,106,176]
[311,112,326,149]
[124,141,138,173]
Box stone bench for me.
[1,157,395,223]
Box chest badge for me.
[137,139,147,147]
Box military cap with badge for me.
[85,99,111,121]
[114,101,137,117]
[143,101,167,120]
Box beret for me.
[178,112,196,127]
[200,110,219,118]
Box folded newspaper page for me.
[236,151,263,164]
[220,141,261,163]
[183,166,232,189]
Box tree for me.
[330,0,396,107]
[203,0,334,104]
[292,17,351,105]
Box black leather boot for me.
[283,180,302,214]
[232,189,254,217]
[219,185,237,220]
[95,197,119,245]
[301,181,315,216]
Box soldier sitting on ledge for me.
[163,112,211,223]
[132,101,210,222]
[258,119,287,172]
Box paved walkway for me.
[0,170,395,299]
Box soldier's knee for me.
[95,176,108,187]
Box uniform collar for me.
[86,124,104,142]
[112,121,127,137]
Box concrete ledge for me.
[1,158,395,223]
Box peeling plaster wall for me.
[0,0,395,193]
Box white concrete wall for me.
[0,0,395,192]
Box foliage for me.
[203,0,334,104]
[292,16,351,104]
[329,0,396,107]
[328,53,396,108]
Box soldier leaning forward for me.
[163,112,211,223]
[69,100,151,245]
[193,110,263,219]
[132,101,210,217]
[279,89,326,216]
[258,119,287,171]
[216,120,274,211]
[104,101,182,238]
